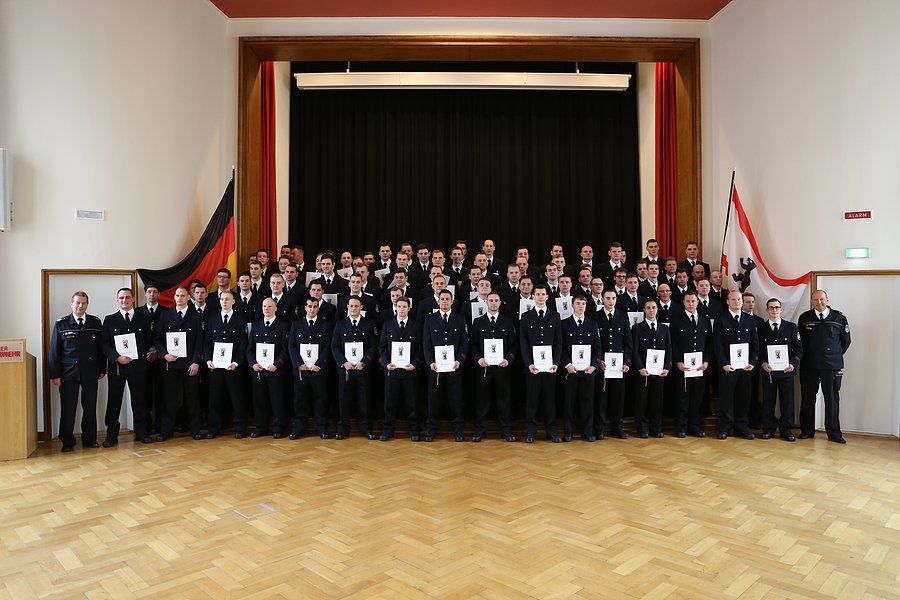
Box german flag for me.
[138,178,237,308]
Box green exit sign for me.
[845,247,870,259]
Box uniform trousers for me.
[426,370,464,436]
[207,369,246,435]
[59,376,98,447]
[634,374,665,435]
[105,369,148,442]
[718,369,752,434]
[799,368,842,438]
[595,377,626,435]
[761,375,795,436]
[563,371,594,438]
[292,374,329,435]
[525,372,557,438]
[251,372,287,434]
[474,367,512,437]
[383,375,419,436]
[338,371,372,436]
[675,374,706,433]
[161,367,200,437]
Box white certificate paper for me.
[555,297,574,320]
[336,267,353,280]
[730,343,750,369]
[767,344,789,371]
[322,293,337,306]
[628,311,644,327]
[256,343,275,368]
[374,267,391,283]
[391,341,411,368]
[435,344,456,373]
[571,344,591,371]
[683,351,704,378]
[212,342,233,368]
[469,291,479,301]
[645,349,665,375]
[519,298,536,317]
[165,332,187,358]
[305,272,320,287]
[484,338,504,366]
[604,352,624,379]
[300,343,318,368]
[114,333,138,360]
[445,285,456,299]
[344,341,364,365]
[532,345,553,372]
[470,300,487,322]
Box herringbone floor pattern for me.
[2,433,899,599]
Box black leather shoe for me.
[828,436,847,444]
[582,435,596,442]
[234,432,245,439]
[366,433,377,440]
[638,432,649,439]
[273,433,284,439]
[760,432,772,440]
[320,433,331,439]
[424,435,434,442]
[503,434,517,442]
[206,433,217,439]
[740,432,756,440]
[454,435,465,442]
[289,433,302,440]
[192,434,203,440]
[563,435,573,442]
[783,435,796,442]
[410,434,421,442]
[613,431,629,440]
[525,436,535,443]
[676,430,686,438]
[140,437,153,444]
[156,434,169,442]
[471,435,483,443]
[61,445,74,453]
[102,439,117,448]
[653,432,664,438]
[379,434,393,441]
[799,432,814,439]
[716,432,728,440]
[595,433,604,441]
[690,429,707,438]
[550,435,562,443]
[335,433,347,440]
[84,442,100,448]
[250,432,266,438]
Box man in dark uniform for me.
[670,290,712,438]
[247,297,290,439]
[288,297,333,439]
[48,290,105,452]
[101,287,155,446]
[560,296,603,441]
[155,286,205,440]
[713,290,760,440]
[758,297,803,441]
[378,296,422,441]
[331,296,378,440]
[422,289,469,442]
[631,298,672,438]
[595,289,632,439]
[519,284,562,443]
[678,241,711,279]
[136,284,165,435]
[798,290,851,443]
[204,290,248,439]
[337,273,378,320]
[470,291,518,442]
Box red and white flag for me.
[721,181,811,320]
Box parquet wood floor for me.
[2,432,899,599]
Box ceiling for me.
[208,0,734,20]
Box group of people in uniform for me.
[48,239,852,451]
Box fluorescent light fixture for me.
[294,72,631,91]
[845,247,870,259]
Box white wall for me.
[0,0,233,429]
[706,0,900,272]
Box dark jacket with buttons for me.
[48,313,105,380]
[757,319,803,379]
[798,307,849,370]
[246,318,290,376]
[288,317,332,376]
[101,310,154,374]
[519,306,562,369]
[154,307,205,369]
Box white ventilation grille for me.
[75,209,105,221]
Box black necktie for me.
[552,287,557,295]
[125,312,131,325]
[691,313,696,328]
[577,318,582,329]
[223,314,229,326]
[286,285,291,293]
[352,319,358,331]
[252,283,258,292]
[399,320,405,331]
[703,300,708,308]
[178,311,183,321]
[149,307,154,316]
[326,278,331,286]
[607,312,613,323]
[651,322,656,333]
[455,267,460,274]
[77,317,83,327]
[818,313,824,322]
[265,320,271,330]
[443,313,448,326]
[538,309,544,320]
[735,314,740,326]
[773,322,779,335]
[274,296,279,304]
[309,319,314,328]
[490,315,496,325]
[512,286,518,294]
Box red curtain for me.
[259,61,278,254]
[654,62,677,258]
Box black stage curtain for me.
[289,62,640,263]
